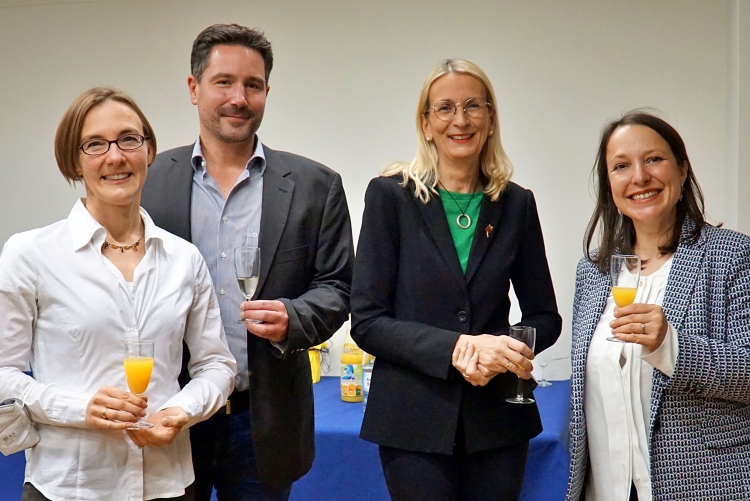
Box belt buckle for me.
[225,399,232,415]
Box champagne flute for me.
[235,246,261,323]
[537,356,568,387]
[505,326,536,404]
[123,340,154,429]
[608,254,641,342]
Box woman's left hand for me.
[610,303,669,352]
[126,407,189,449]
[452,340,492,386]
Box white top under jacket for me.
[584,257,678,501]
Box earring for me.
[679,186,684,201]
[489,130,494,136]
[426,137,432,142]
[617,208,622,216]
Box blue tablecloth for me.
[291,376,571,501]
[0,378,570,501]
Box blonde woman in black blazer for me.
[351,59,562,501]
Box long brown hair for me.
[584,111,705,274]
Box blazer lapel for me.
[160,146,194,242]
[662,240,705,334]
[256,147,294,297]
[649,227,706,434]
[577,270,610,362]
[465,195,503,283]
[415,195,466,290]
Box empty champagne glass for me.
[234,246,261,323]
[608,254,641,342]
[537,356,568,387]
[505,326,536,404]
[123,340,154,429]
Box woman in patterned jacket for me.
[566,111,750,501]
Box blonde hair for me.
[381,58,513,202]
[55,87,156,184]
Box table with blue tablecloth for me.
[0,378,570,501]
[291,376,571,501]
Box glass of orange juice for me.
[124,340,154,429]
[608,254,641,342]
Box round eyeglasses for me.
[426,98,493,122]
[79,134,149,156]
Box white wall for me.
[1,0,748,380]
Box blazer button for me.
[457,311,468,323]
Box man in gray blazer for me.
[141,24,354,500]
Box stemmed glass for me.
[505,326,536,404]
[234,246,261,323]
[608,254,641,342]
[123,340,154,429]
[537,356,568,387]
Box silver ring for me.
[642,323,646,334]
[102,408,109,420]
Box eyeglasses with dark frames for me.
[79,134,149,156]
[425,98,494,122]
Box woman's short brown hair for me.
[54,87,157,183]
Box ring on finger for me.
[102,408,109,420]
[641,323,646,334]
[506,361,514,370]
[462,372,469,378]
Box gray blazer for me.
[141,143,354,488]
[566,220,750,500]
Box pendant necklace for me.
[438,179,480,229]
[103,238,142,253]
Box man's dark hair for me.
[191,24,274,82]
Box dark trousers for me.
[630,482,639,501]
[190,409,291,501]
[22,483,194,501]
[379,440,529,501]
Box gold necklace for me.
[103,238,141,253]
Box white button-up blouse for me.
[0,200,236,501]
[584,256,679,501]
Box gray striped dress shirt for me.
[190,138,265,392]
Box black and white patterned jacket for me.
[566,220,750,501]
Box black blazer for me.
[351,176,561,454]
[141,144,354,488]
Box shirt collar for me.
[191,136,266,176]
[68,198,175,255]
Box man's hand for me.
[241,300,289,343]
[126,407,189,449]
[85,386,146,430]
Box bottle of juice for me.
[340,337,363,403]
[362,351,375,411]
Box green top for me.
[438,188,483,274]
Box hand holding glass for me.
[505,326,536,404]
[608,254,641,342]
[235,246,261,323]
[123,340,154,429]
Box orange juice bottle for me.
[340,337,363,402]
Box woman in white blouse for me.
[0,87,236,501]
[566,111,750,501]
